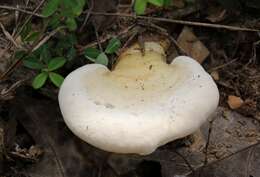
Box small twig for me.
[244,147,255,177]
[0,45,12,60]
[79,24,135,53]
[203,120,214,165]
[0,79,28,100]
[14,0,46,39]
[249,74,260,79]
[168,35,187,55]
[32,26,65,51]
[174,150,195,173]
[0,5,44,18]
[111,29,138,70]
[143,22,187,55]
[117,27,139,55]
[79,0,93,32]
[197,142,260,175]
[209,58,239,72]
[0,22,19,48]
[93,25,103,51]
[88,12,259,32]
[0,27,64,80]
[138,35,145,56]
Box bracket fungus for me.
[58,41,219,155]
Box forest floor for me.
[0,0,260,177]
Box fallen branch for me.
[0,5,43,18]
[88,12,259,32]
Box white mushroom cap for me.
[58,41,219,155]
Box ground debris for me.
[227,95,244,109]
[177,26,210,64]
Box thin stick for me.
[0,22,18,47]
[143,22,187,55]
[14,0,46,39]
[174,150,195,173]
[0,27,64,80]
[209,58,239,72]
[0,5,43,18]
[79,24,135,53]
[32,26,65,51]
[203,120,214,165]
[88,12,259,32]
[94,25,103,51]
[79,0,93,32]
[117,28,138,55]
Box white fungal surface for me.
[58,42,219,155]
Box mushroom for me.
[58,41,219,155]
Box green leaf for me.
[96,52,108,66]
[62,0,84,17]
[47,13,61,28]
[55,34,77,56]
[148,0,164,6]
[66,34,77,45]
[78,0,86,7]
[15,50,26,60]
[164,0,172,6]
[67,47,76,61]
[60,7,74,17]
[65,17,77,31]
[105,38,121,54]
[32,72,48,89]
[23,56,44,69]
[49,72,64,87]
[134,0,148,15]
[24,31,40,42]
[42,0,61,17]
[40,44,52,64]
[72,0,86,16]
[47,57,66,71]
[84,48,101,62]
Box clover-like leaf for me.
[84,48,101,62]
[72,0,86,16]
[42,0,61,17]
[23,56,44,69]
[134,0,148,15]
[32,72,48,89]
[15,50,26,60]
[67,47,76,61]
[148,0,164,6]
[96,52,109,66]
[105,38,121,54]
[66,17,77,31]
[47,57,66,71]
[47,13,61,28]
[164,0,172,6]
[40,44,52,64]
[49,72,64,87]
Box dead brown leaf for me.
[172,0,185,8]
[177,26,210,63]
[206,8,227,23]
[227,95,244,109]
[211,71,220,81]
